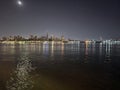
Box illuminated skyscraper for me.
[61,35,64,41]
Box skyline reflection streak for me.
[105,43,111,63]
[6,55,35,90]
[2,45,15,55]
[43,44,49,56]
[0,42,119,90]
[61,42,64,56]
[50,41,54,58]
[84,42,89,63]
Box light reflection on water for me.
[104,43,111,63]
[0,42,120,90]
[6,55,35,90]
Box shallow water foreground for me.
[0,43,120,90]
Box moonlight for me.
[17,0,23,6]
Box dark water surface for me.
[0,43,120,90]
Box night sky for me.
[0,0,120,40]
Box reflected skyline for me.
[104,42,112,63]
[0,42,115,63]
[0,42,119,90]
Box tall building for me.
[46,33,49,40]
[61,35,64,41]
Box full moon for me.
[17,0,23,6]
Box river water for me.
[0,42,120,90]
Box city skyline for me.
[0,0,120,40]
[0,33,66,41]
[0,33,119,41]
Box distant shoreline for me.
[0,40,120,45]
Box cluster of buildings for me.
[0,33,120,45]
[0,33,65,42]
